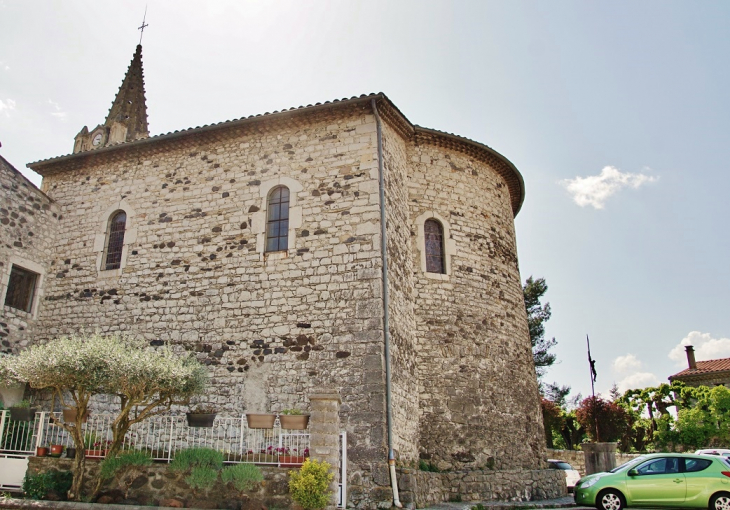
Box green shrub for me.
[418,459,439,472]
[185,466,218,490]
[221,463,263,492]
[289,459,334,510]
[23,471,73,500]
[100,450,152,480]
[471,504,486,510]
[169,447,223,472]
[280,408,303,415]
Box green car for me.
[574,453,730,510]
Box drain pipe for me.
[371,97,403,509]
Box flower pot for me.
[36,447,48,457]
[50,444,64,455]
[246,413,276,429]
[0,382,26,408]
[66,447,76,459]
[63,408,89,423]
[186,412,216,428]
[279,455,306,467]
[9,407,37,422]
[85,449,107,459]
[279,414,309,430]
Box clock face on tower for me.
[92,132,103,146]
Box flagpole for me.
[587,335,599,441]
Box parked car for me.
[547,459,581,492]
[695,448,730,457]
[575,453,730,510]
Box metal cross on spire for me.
[138,6,149,45]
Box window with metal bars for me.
[266,186,290,252]
[105,211,127,270]
[4,265,38,313]
[424,219,445,274]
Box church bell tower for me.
[73,45,149,154]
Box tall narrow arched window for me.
[424,219,445,274]
[105,211,127,270]
[266,186,290,252]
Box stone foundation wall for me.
[27,457,291,509]
[396,467,566,508]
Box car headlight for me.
[580,477,600,488]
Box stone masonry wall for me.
[0,156,59,356]
[28,457,291,509]
[35,105,389,504]
[407,142,547,472]
[546,448,642,476]
[381,119,419,463]
[396,467,566,508]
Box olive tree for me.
[0,332,207,501]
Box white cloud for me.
[616,372,661,393]
[48,99,67,119]
[559,166,658,209]
[613,354,642,374]
[0,98,16,117]
[669,331,730,367]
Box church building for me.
[0,44,563,506]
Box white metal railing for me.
[0,411,309,466]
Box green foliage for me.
[100,451,152,481]
[471,505,486,510]
[221,463,264,492]
[449,494,463,502]
[186,467,219,490]
[280,408,303,415]
[169,447,224,472]
[523,276,557,377]
[23,471,73,500]
[1,419,33,450]
[541,398,563,449]
[11,399,31,409]
[289,459,334,510]
[418,459,440,472]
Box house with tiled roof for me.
[669,345,730,387]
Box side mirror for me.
[628,469,638,477]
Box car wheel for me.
[710,493,730,510]
[596,489,625,510]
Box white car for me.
[547,459,581,492]
[695,448,730,457]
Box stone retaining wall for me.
[27,457,291,509]
[396,467,566,508]
[546,448,642,476]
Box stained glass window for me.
[266,186,290,252]
[105,211,126,270]
[425,219,445,274]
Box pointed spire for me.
[104,44,149,143]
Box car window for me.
[637,458,679,475]
[610,457,646,473]
[685,458,713,473]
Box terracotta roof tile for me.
[670,357,730,378]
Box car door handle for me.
[673,479,683,483]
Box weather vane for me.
[138,6,149,45]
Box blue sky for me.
[1,1,728,402]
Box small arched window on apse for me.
[424,219,445,274]
[104,211,127,270]
[266,186,290,252]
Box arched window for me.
[105,211,127,270]
[266,186,290,252]
[424,219,445,274]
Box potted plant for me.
[186,405,217,428]
[66,447,76,458]
[9,398,37,422]
[278,446,308,467]
[279,408,310,430]
[62,407,89,423]
[36,445,49,457]
[84,432,110,459]
[50,444,64,456]
[246,412,276,429]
